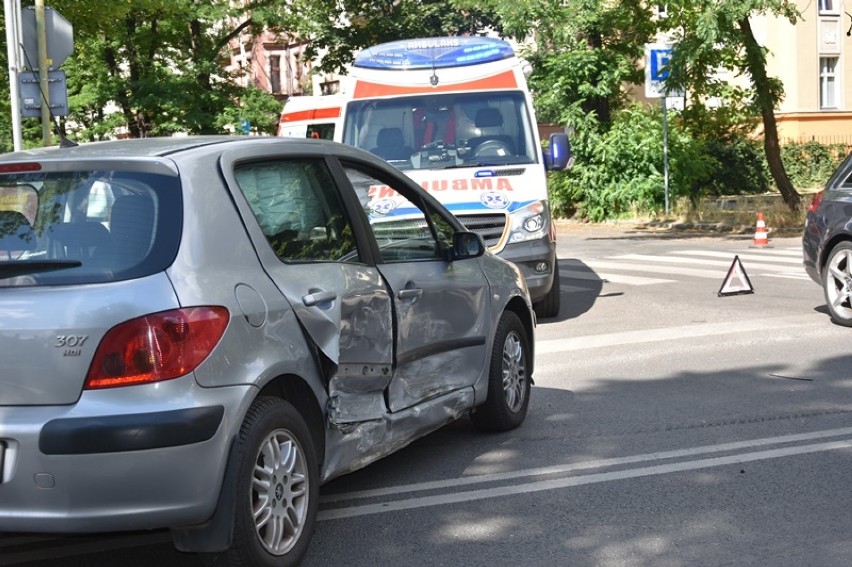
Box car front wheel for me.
[220,396,319,567]
[472,311,531,432]
[823,241,852,327]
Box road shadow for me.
[307,351,852,566]
[537,259,604,324]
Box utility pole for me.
[35,0,51,146]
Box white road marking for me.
[319,429,852,520]
[673,250,802,264]
[535,314,817,353]
[582,259,725,279]
[611,254,798,273]
[561,268,674,286]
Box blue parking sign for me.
[650,48,672,82]
[645,43,681,98]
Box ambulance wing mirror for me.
[544,132,573,171]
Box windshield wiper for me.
[0,259,83,279]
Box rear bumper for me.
[0,377,251,533]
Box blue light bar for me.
[353,37,516,71]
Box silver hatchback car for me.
[0,136,534,565]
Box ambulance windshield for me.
[342,92,538,170]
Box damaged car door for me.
[339,163,490,412]
[223,153,395,424]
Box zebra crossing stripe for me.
[582,259,727,279]
[610,254,800,273]
[560,269,674,286]
[671,250,802,264]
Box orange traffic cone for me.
[752,212,768,247]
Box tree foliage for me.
[463,0,657,131]
[662,0,803,211]
[281,0,501,75]
[9,0,287,142]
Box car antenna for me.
[18,44,79,148]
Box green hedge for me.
[547,107,849,220]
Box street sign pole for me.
[35,0,51,146]
[662,95,670,215]
[645,43,683,217]
[645,44,683,215]
[3,0,23,151]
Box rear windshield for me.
[0,170,181,286]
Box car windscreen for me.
[0,170,181,287]
[342,91,539,169]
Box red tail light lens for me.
[0,162,42,173]
[808,191,824,213]
[85,307,230,389]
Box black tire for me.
[219,397,319,567]
[471,311,531,432]
[533,261,561,319]
[823,241,852,327]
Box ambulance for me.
[278,36,572,318]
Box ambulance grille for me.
[456,213,507,250]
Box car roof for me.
[0,135,374,163]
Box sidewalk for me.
[553,218,804,239]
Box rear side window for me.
[0,171,181,287]
[234,159,360,263]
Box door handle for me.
[397,288,423,300]
[302,289,337,307]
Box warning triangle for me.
[718,255,754,296]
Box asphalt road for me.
[6,224,852,567]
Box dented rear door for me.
[220,149,394,424]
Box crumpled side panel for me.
[321,387,475,482]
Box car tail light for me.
[808,191,824,212]
[85,307,230,389]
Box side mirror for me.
[448,231,485,261]
[544,132,573,171]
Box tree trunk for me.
[738,17,801,212]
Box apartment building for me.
[753,0,852,144]
[224,29,313,100]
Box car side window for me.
[235,159,360,263]
[342,165,453,262]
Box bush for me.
[546,106,851,221]
[781,141,848,190]
[703,136,770,196]
[548,104,714,221]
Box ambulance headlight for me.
[508,201,549,243]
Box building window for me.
[820,56,839,109]
[819,0,839,14]
[270,55,281,94]
[320,80,340,95]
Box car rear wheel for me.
[472,311,531,432]
[823,241,852,327]
[222,397,319,567]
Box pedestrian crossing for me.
[560,246,807,293]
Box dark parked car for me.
[0,136,535,566]
[803,152,852,326]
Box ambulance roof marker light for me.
[353,36,516,71]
